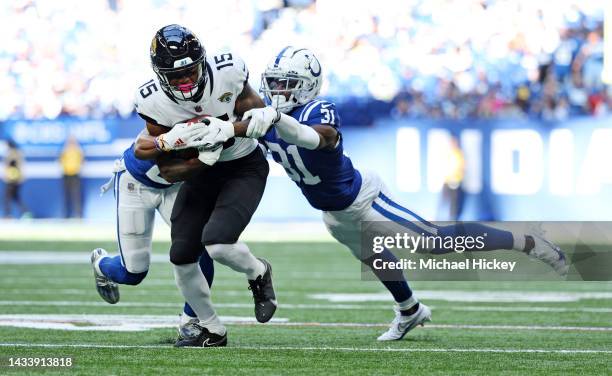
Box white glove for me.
[196,117,236,150]
[243,106,280,139]
[197,145,223,166]
[155,122,210,151]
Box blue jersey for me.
[262,99,361,211]
[122,144,173,189]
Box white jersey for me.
[134,51,257,162]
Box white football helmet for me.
[261,46,322,113]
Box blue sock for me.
[364,248,412,303]
[99,255,148,285]
[183,250,215,318]
[431,223,515,254]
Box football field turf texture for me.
[0,240,610,375]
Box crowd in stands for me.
[1,0,608,122]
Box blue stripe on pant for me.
[371,201,436,238]
[114,171,127,267]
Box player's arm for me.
[134,122,169,160]
[157,154,206,183]
[232,82,265,137]
[157,147,222,182]
[135,118,220,160]
[275,113,338,150]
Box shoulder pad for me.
[133,79,172,127]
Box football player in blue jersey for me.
[236,46,569,341]
[90,134,218,328]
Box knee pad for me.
[170,240,201,265]
[202,219,241,246]
[120,248,151,274]
[205,243,233,261]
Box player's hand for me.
[243,106,280,139]
[155,122,210,152]
[196,117,236,150]
[197,145,223,166]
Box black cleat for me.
[175,322,227,348]
[90,248,120,304]
[248,258,277,323]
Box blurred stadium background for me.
[0,0,610,230]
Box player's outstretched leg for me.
[90,248,120,304]
[433,223,569,276]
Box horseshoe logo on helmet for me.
[307,56,321,77]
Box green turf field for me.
[0,241,610,375]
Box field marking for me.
[0,300,612,314]
[0,314,610,333]
[311,291,612,303]
[0,251,171,265]
[0,314,288,332]
[0,343,610,354]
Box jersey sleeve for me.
[298,100,341,129]
[210,52,250,96]
[133,80,172,127]
[227,53,249,94]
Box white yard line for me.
[0,314,610,332]
[0,221,334,242]
[310,291,612,303]
[0,300,611,314]
[0,342,610,354]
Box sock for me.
[363,248,413,303]
[99,255,148,285]
[397,295,420,316]
[183,250,215,318]
[522,235,535,253]
[173,262,222,333]
[206,242,266,280]
[431,223,515,254]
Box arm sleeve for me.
[275,113,321,150]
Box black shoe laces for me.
[248,277,265,302]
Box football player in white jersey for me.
[129,25,278,347]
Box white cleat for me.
[377,303,432,341]
[90,248,120,304]
[528,234,569,277]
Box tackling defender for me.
[119,24,278,347]
[90,139,216,321]
[240,47,569,341]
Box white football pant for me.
[114,170,180,273]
